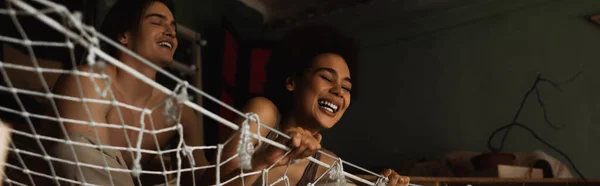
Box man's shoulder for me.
[53,65,117,97]
[75,64,118,80]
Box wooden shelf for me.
[355,175,597,186]
[409,177,599,186]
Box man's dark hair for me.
[99,0,175,57]
[264,24,359,114]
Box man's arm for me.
[53,66,111,144]
[180,106,210,184]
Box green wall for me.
[295,0,600,178]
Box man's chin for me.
[164,60,174,67]
[157,58,173,68]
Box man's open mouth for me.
[157,41,173,49]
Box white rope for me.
[328,159,347,186]
[4,1,80,185]
[147,110,173,184]
[375,176,389,186]
[0,7,58,15]
[131,109,151,178]
[3,162,96,186]
[237,113,259,170]
[0,85,145,112]
[0,35,70,47]
[0,0,423,186]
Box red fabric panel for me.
[218,89,234,139]
[219,31,238,138]
[249,49,271,94]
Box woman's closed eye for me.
[320,75,332,82]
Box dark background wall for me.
[261,0,600,178]
[216,0,600,178]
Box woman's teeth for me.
[318,100,339,113]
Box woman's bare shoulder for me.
[241,97,280,128]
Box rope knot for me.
[375,177,389,186]
[163,83,189,124]
[175,82,190,103]
[86,45,110,98]
[375,176,389,186]
[163,98,178,124]
[328,159,347,185]
[131,163,142,177]
[182,145,196,166]
[237,112,259,170]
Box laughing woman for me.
[206,25,410,186]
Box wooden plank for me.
[411,177,599,183]
[410,177,600,186]
[469,165,544,178]
[356,175,599,186]
[498,165,543,178]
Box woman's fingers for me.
[286,127,322,159]
[380,169,410,186]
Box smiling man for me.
[51,0,208,185]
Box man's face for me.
[120,2,177,67]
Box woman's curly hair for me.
[263,24,359,114]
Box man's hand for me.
[253,127,322,167]
[381,169,410,186]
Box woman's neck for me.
[279,111,321,135]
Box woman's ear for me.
[286,77,295,91]
[118,32,130,45]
